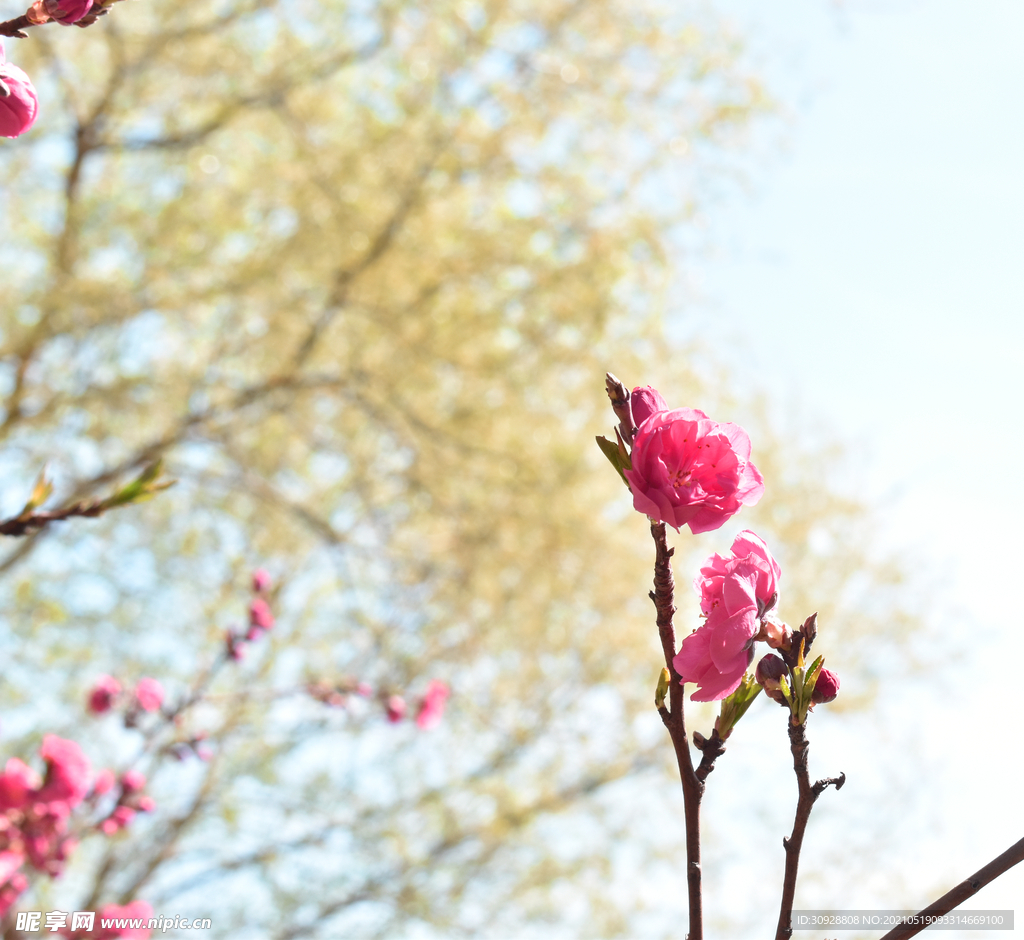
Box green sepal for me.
[105,460,177,508]
[715,671,763,740]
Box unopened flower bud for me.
[386,695,406,723]
[252,568,271,593]
[629,386,669,429]
[249,598,274,631]
[92,769,115,797]
[121,770,145,793]
[87,675,121,714]
[762,617,792,651]
[137,795,155,813]
[43,0,93,23]
[755,654,789,705]
[811,667,840,705]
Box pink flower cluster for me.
[674,531,781,700]
[87,677,164,717]
[0,40,39,139]
[0,737,90,915]
[623,387,764,534]
[226,569,275,660]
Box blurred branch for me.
[0,461,173,537]
[878,836,1024,940]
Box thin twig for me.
[775,720,845,940]
[878,836,1024,940]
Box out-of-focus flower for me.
[624,407,763,533]
[92,769,116,797]
[88,675,122,714]
[133,678,164,713]
[415,680,450,730]
[42,0,93,23]
[0,758,40,810]
[120,770,145,793]
[249,598,274,631]
[37,736,90,806]
[385,695,406,723]
[0,43,39,139]
[96,900,153,938]
[252,568,271,593]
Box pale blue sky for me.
[676,0,1024,926]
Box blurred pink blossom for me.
[120,770,145,793]
[0,758,40,810]
[249,598,274,631]
[415,680,450,730]
[133,678,164,713]
[0,43,39,139]
[252,568,271,593]
[92,769,116,797]
[37,736,91,806]
[42,0,92,23]
[95,900,153,938]
[386,695,406,723]
[88,675,122,715]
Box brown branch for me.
[775,720,845,940]
[0,498,108,536]
[878,835,1024,940]
[0,15,32,39]
[649,521,705,940]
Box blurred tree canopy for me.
[0,0,915,936]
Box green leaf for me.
[595,436,630,487]
[21,465,53,514]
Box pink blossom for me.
[95,900,153,938]
[252,568,271,593]
[385,695,406,723]
[0,850,23,886]
[812,667,840,705]
[121,770,145,793]
[133,678,164,713]
[624,408,764,533]
[92,769,116,797]
[355,681,372,697]
[136,795,155,813]
[37,736,90,806]
[629,385,669,429]
[0,44,39,140]
[674,531,781,701]
[0,870,26,918]
[42,0,93,23]
[415,680,450,730]
[0,758,40,810]
[249,597,274,630]
[88,675,122,714]
[673,622,752,701]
